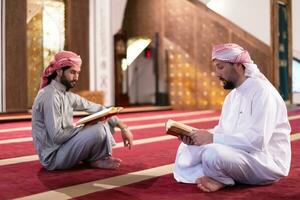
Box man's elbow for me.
[53,135,66,145]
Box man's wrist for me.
[120,126,128,132]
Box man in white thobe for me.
[173,43,291,192]
[32,51,133,170]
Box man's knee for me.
[202,144,235,167]
[82,123,108,145]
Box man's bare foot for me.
[196,176,225,192]
[90,157,122,169]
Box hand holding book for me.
[75,107,124,127]
[165,119,213,145]
[165,119,198,138]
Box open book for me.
[75,106,124,127]
[165,119,198,137]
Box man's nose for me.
[74,74,79,80]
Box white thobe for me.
[173,77,291,185]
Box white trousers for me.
[173,143,283,185]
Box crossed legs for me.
[174,143,282,192]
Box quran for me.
[165,119,198,137]
[75,107,123,127]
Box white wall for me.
[89,0,127,106]
[89,0,115,106]
[292,0,300,58]
[205,0,299,58]
[292,0,300,103]
[111,0,127,34]
[207,0,270,45]
[128,55,155,104]
[0,0,5,112]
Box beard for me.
[220,78,235,90]
[61,74,77,91]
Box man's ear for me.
[232,63,243,76]
[56,69,63,77]
[235,63,244,72]
[237,63,246,78]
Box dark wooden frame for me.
[271,0,293,102]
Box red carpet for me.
[0,109,300,199]
[76,140,300,200]
[0,140,180,199]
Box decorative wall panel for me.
[123,0,272,110]
[27,0,65,108]
[27,11,43,108]
[164,0,196,57]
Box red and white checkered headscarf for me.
[212,43,266,80]
[40,51,82,88]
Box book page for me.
[75,107,123,127]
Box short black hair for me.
[47,66,71,83]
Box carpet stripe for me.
[15,164,174,200]
[0,137,32,144]
[0,117,218,144]
[290,132,300,141]
[0,155,38,166]
[0,135,178,166]
[0,135,175,146]
[288,115,300,120]
[2,114,300,144]
[127,116,220,130]
[2,114,300,134]
[0,126,31,133]
[0,110,216,133]
[121,110,215,122]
